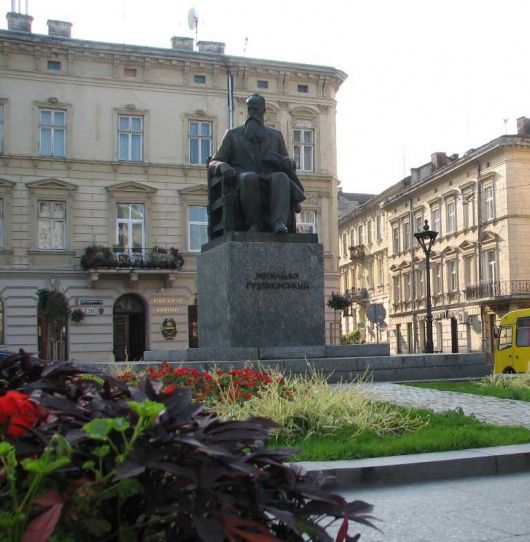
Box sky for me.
[3,0,530,194]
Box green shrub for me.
[341,330,361,344]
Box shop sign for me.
[79,299,104,305]
[152,296,184,315]
[161,318,178,340]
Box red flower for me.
[162,384,177,395]
[0,390,41,437]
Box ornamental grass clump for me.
[213,370,425,443]
[479,372,530,391]
[0,350,377,541]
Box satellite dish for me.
[188,7,198,30]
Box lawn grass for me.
[406,380,530,402]
[277,405,530,461]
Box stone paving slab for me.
[358,382,530,428]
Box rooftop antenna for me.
[188,7,198,49]
[243,36,248,55]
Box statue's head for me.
[246,93,266,122]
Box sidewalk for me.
[298,384,530,488]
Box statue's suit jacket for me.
[208,125,306,203]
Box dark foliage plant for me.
[0,351,377,541]
[326,292,352,312]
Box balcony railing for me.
[464,280,530,301]
[346,287,369,302]
[349,245,366,261]
[80,246,184,271]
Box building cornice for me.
[0,29,347,89]
[381,135,530,208]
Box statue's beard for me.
[244,117,265,144]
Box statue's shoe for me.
[274,220,287,234]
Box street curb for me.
[296,443,530,489]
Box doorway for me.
[450,317,459,353]
[113,294,146,361]
[37,289,68,361]
[188,304,198,348]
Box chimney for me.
[517,116,530,136]
[431,152,448,170]
[6,11,33,32]
[47,19,72,38]
[197,41,225,54]
[171,36,194,51]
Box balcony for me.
[349,245,366,261]
[346,287,369,304]
[80,246,184,288]
[464,280,530,301]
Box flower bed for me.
[0,351,375,541]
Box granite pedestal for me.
[197,232,324,347]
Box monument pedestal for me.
[197,232,325,348]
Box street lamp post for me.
[414,219,438,353]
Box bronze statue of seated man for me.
[208,93,306,234]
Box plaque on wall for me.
[161,318,178,340]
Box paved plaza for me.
[337,472,530,542]
[312,382,530,540]
[358,383,530,429]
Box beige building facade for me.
[0,11,346,361]
[339,121,530,354]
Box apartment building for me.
[338,185,400,344]
[0,11,346,361]
[339,119,530,354]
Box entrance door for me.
[450,317,459,353]
[113,294,146,361]
[37,290,68,361]
[188,304,198,348]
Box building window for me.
[376,215,382,240]
[118,115,143,161]
[377,255,384,286]
[188,206,208,252]
[293,129,314,171]
[0,103,4,154]
[393,276,401,303]
[47,60,62,70]
[358,224,364,246]
[257,80,268,89]
[116,203,145,251]
[431,207,441,235]
[433,262,442,294]
[341,233,348,258]
[188,121,212,165]
[483,185,494,222]
[446,200,456,233]
[297,84,308,93]
[416,268,424,299]
[482,249,496,282]
[38,201,66,249]
[39,109,66,157]
[403,272,411,301]
[403,221,411,251]
[296,210,316,233]
[462,194,474,229]
[392,226,400,254]
[124,68,137,77]
[194,75,206,84]
[447,260,458,292]
[414,213,423,233]
[464,255,474,286]
[367,220,373,244]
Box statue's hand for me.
[294,202,302,213]
[219,163,236,177]
[282,157,296,171]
